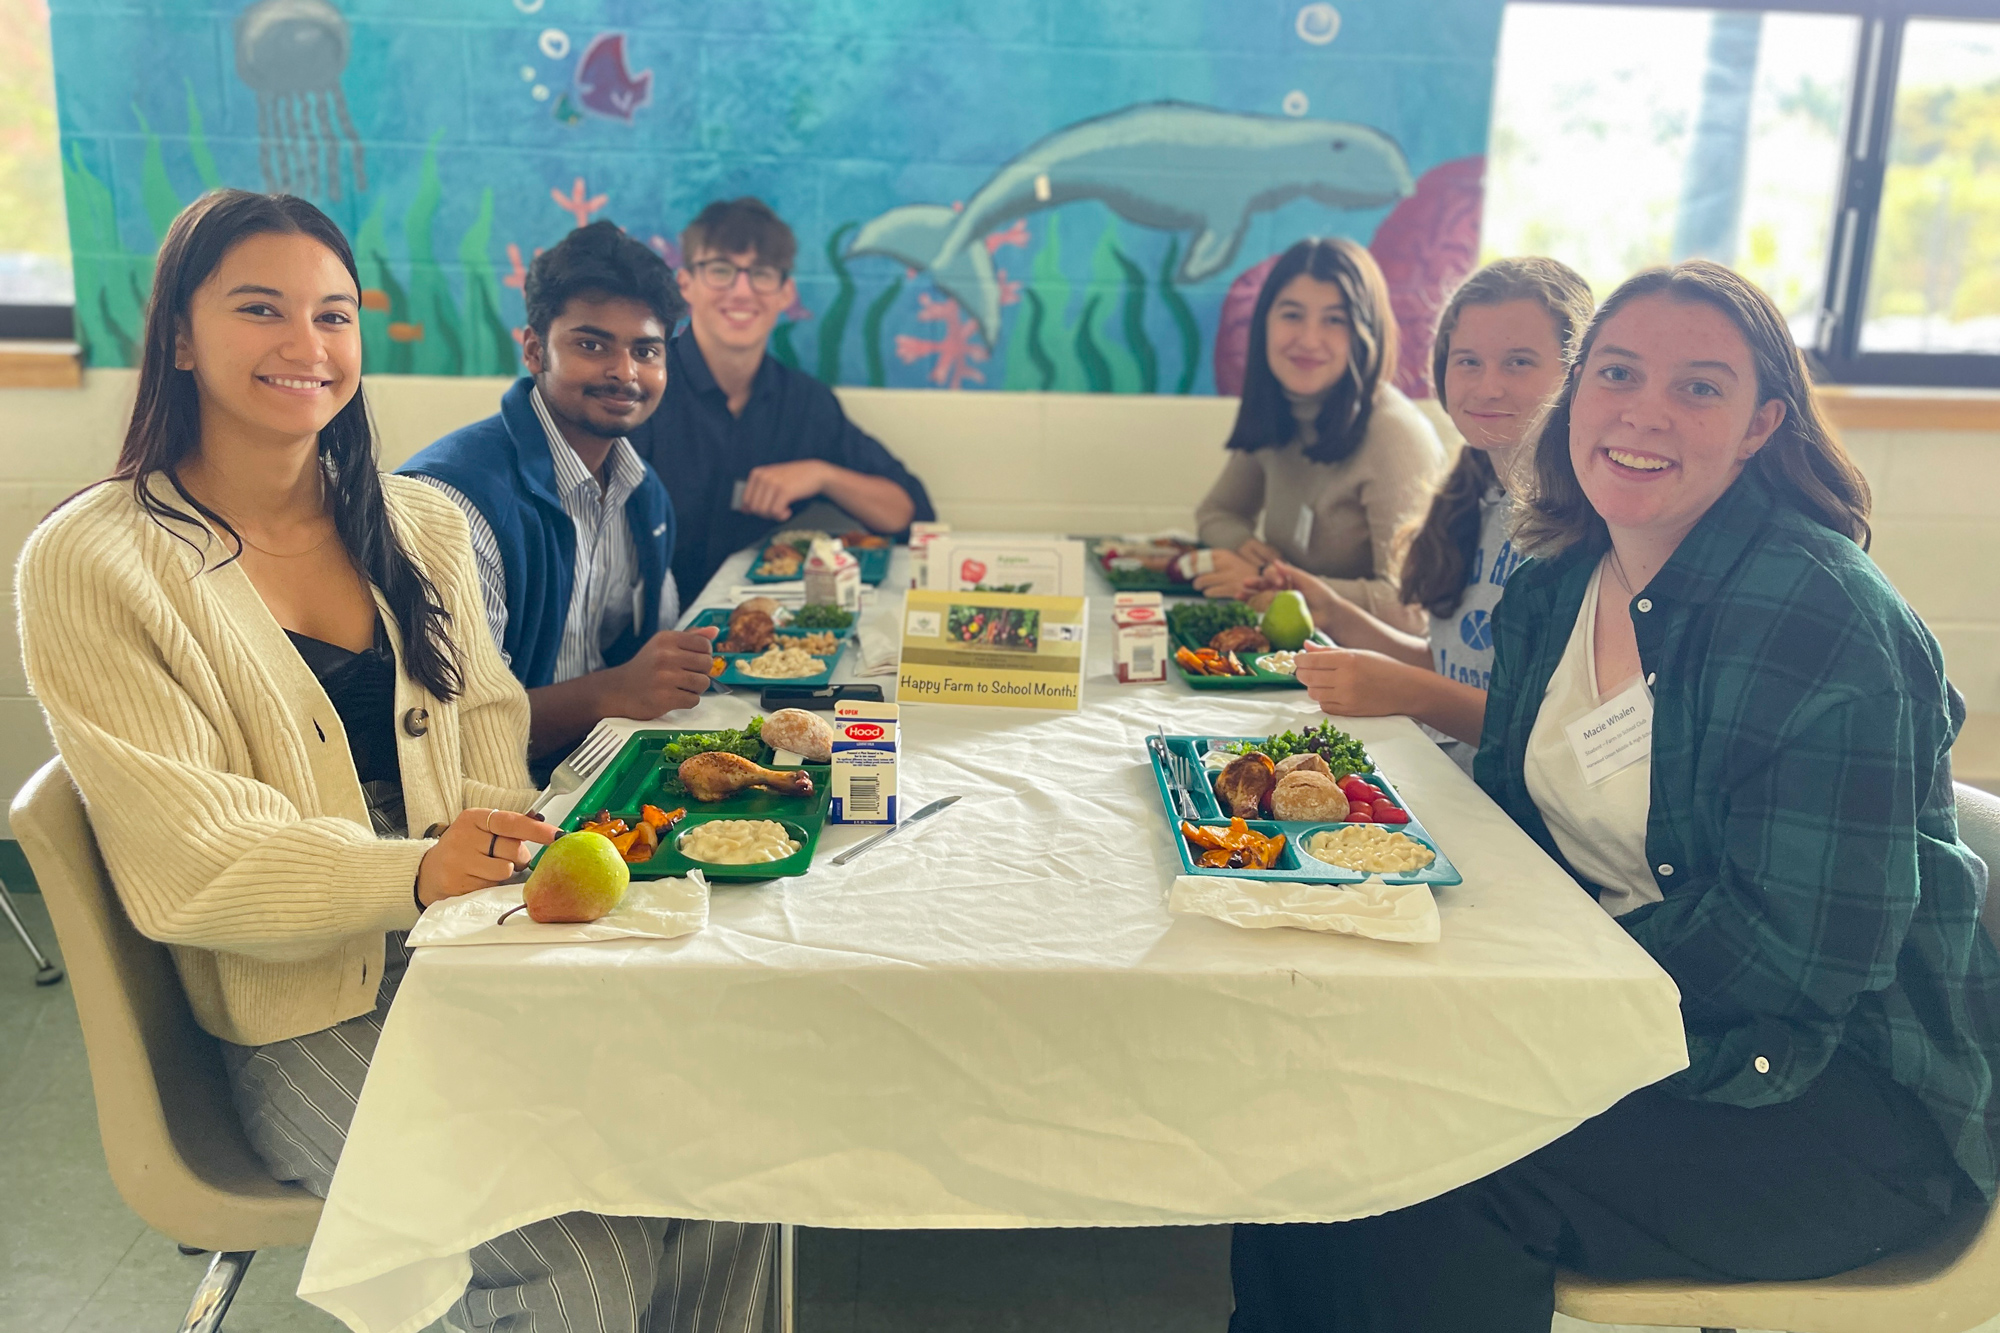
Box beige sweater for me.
[1195,384,1446,631]
[17,474,536,1046]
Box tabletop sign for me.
[921,534,1088,597]
[897,589,1088,711]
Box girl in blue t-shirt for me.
[1247,257,1592,765]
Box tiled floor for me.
[0,889,1972,1333]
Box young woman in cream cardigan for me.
[17,191,769,1332]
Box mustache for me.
[583,385,648,404]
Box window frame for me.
[1559,0,2000,388]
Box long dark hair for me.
[113,189,463,700]
[1224,237,1399,466]
[1514,260,1871,557]
[1399,257,1594,617]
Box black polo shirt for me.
[631,331,937,598]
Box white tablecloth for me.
[299,548,1687,1333]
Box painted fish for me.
[848,101,1413,337]
[573,33,651,123]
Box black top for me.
[287,619,400,788]
[630,331,936,598]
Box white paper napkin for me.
[406,872,710,948]
[1168,875,1440,943]
[854,621,900,676]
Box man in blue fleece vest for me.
[401,221,717,760]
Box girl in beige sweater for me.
[1193,238,1446,631]
[18,191,768,1331]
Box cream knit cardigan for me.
[17,473,537,1046]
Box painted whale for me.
[847,101,1414,337]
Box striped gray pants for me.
[221,933,771,1333]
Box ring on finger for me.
[480,808,495,834]
[488,832,500,858]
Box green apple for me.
[1260,589,1314,651]
[523,831,630,923]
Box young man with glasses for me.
[401,222,721,764]
[631,197,935,598]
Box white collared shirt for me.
[415,386,679,682]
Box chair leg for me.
[765,1224,797,1333]
[0,880,63,986]
[179,1250,254,1333]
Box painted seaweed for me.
[771,321,801,369]
[457,188,518,376]
[862,277,903,387]
[816,221,858,384]
[1005,217,1081,392]
[1111,246,1157,394]
[1157,237,1202,394]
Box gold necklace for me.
[235,523,337,559]
[198,465,337,559]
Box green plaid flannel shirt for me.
[1476,469,2000,1196]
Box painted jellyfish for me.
[234,0,367,200]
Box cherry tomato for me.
[1372,798,1400,820]
[1338,776,1371,800]
[1376,806,1410,825]
[1346,804,1375,822]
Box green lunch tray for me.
[744,544,892,585]
[552,728,831,881]
[685,608,855,687]
[1087,539,1198,592]
[1147,733,1463,889]
[1167,602,1330,691]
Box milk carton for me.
[907,521,951,589]
[829,700,898,824]
[804,537,861,613]
[1112,591,1169,683]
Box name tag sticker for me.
[1564,676,1653,786]
[1292,506,1315,553]
[729,479,748,512]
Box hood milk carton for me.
[830,700,898,824]
[1112,591,1169,683]
[804,537,861,613]
[907,521,951,589]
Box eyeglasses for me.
[689,259,787,294]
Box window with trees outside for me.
[1483,0,1999,388]
[1,0,72,338]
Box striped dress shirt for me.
[416,386,680,683]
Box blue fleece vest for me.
[399,378,674,691]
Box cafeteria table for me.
[297,547,1687,1333]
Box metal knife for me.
[830,795,962,866]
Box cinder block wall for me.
[1,372,1995,799]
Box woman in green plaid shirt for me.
[1232,261,2000,1332]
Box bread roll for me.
[734,596,781,621]
[761,708,835,763]
[1270,770,1348,822]
[1275,753,1333,780]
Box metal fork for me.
[527,725,623,816]
[1155,724,1198,819]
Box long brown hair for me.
[113,188,463,700]
[1399,257,1593,617]
[1224,237,1399,465]
[1514,260,1871,557]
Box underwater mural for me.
[47,0,1507,395]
